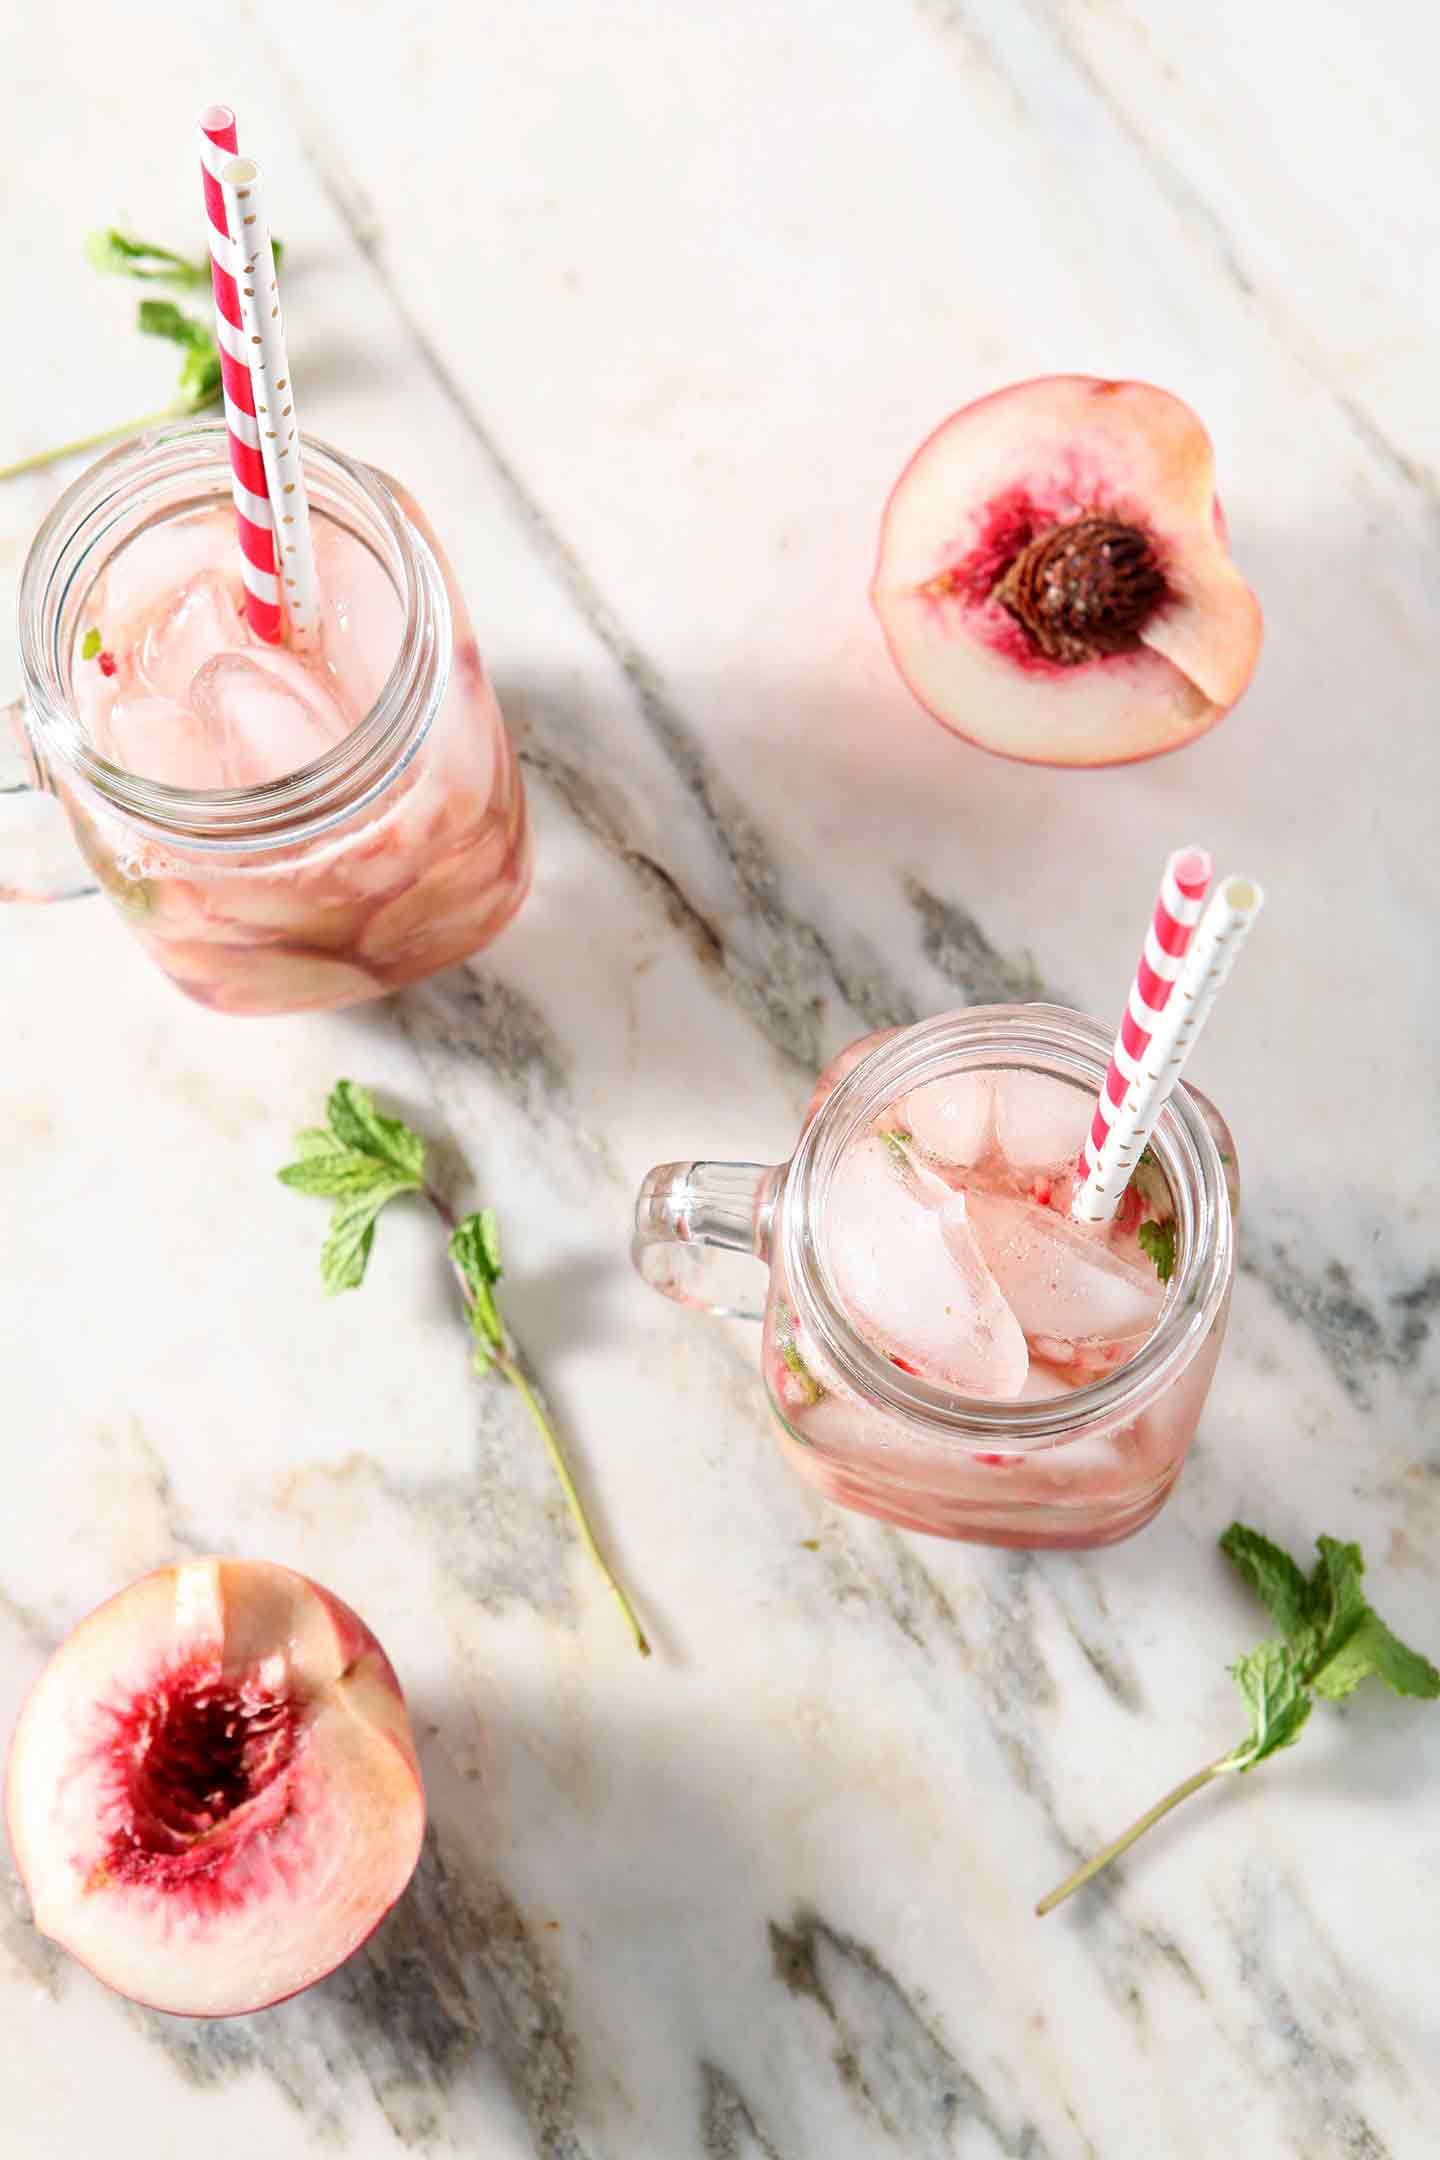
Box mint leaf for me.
[1136,1218,1175,1282]
[176,336,222,406]
[1226,1640,1313,1769]
[320,1192,389,1293]
[325,1081,427,1183]
[278,1084,426,1293]
[1306,1535,1368,1654]
[87,228,210,290]
[449,1210,502,1296]
[449,1211,505,1368]
[781,1338,822,1406]
[1303,1534,1440,1701]
[1220,1523,1314,1649]
[277,1150,408,1200]
[877,1129,920,1188]
[292,1125,342,1159]
[1310,1612,1440,1702]
[1339,1615,1440,1700]
[136,300,223,413]
[137,297,205,348]
[1133,1147,1173,1222]
[87,228,150,273]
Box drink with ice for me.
[633,1004,1238,1550]
[823,1069,1170,1398]
[11,424,529,1014]
[766,1018,1237,1547]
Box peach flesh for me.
[871,375,1263,767]
[5,1558,425,2017]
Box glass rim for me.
[780,1003,1233,1448]
[16,420,451,851]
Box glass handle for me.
[1,696,98,902]
[632,1160,784,1322]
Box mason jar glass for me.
[1,421,530,1015]
[634,1006,1238,1549]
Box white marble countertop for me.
[3,4,1438,2154]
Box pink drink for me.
[77,507,400,791]
[818,1067,1171,1392]
[62,498,528,1014]
[761,1022,1237,1548]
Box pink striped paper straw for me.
[1073,870,1263,1225]
[197,105,282,643]
[1071,847,1212,1225]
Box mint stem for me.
[1035,1756,1233,1916]
[424,1184,651,1658]
[0,396,216,482]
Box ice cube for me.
[136,571,247,702]
[95,693,231,790]
[992,1068,1091,1170]
[960,1189,1165,1359]
[189,653,354,787]
[901,1071,994,1166]
[1011,1359,1084,1401]
[825,1136,1028,1398]
[84,506,236,641]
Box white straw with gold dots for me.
[219,156,319,650]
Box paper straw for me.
[1070,846,1212,1224]
[1073,871,1264,1224]
[197,105,283,644]
[220,157,319,650]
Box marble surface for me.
[2,3,1438,2154]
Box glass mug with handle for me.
[633,1006,1239,1550]
[2,421,530,1015]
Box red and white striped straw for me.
[220,157,319,649]
[1071,847,1213,1225]
[197,105,283,644]
[1149,874,1264,1076]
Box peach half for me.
[871,375,1262,766]
[5,1558,425,2017]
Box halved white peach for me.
[5,1558,425,2017]
[872,375,1263,766]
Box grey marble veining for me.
[2,2,1439,2155]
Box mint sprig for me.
[1036,1522,1439,1915]
[1,225,278,483]
[279,1081,650,1656]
